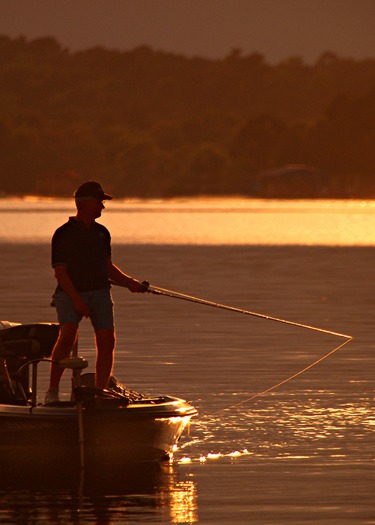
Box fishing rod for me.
[144,283,352,340]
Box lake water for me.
[0,198,374,524]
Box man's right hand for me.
[73,297,90,318]
[55,266,90,317]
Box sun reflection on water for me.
[176,390,374,464]
[2,198,375,245]
[158,465,199,524]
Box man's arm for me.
[54,265,91,317]
[107,260,147,293]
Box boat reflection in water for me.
[0,460,199,524]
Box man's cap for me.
[74,181,113,201]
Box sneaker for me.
[44,388,59,404]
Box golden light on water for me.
[169,480,198,524]
[162,447,260,522]
[2,198,375,245]
[100,199,375,246]
[179,456,192,464]
[177,449,251,464]
[158,465,199,524]
[175,390,373,465]
[280,401,375,442]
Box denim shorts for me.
[53,288,114,330]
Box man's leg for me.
[48,324,78,390]
[95,328,116,390]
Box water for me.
[0,198,374,524]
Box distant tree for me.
[1,35,375,197]
[231,114,286,172]
[183,144,230,195]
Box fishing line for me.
[145,284,353,413]
[211,336,352,415]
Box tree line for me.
[0,35,375,198]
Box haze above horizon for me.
[1,0,374,64]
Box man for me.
[45,180,147,404]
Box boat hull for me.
[0,397,196,465]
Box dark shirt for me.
[52,217,111,292]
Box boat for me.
[0,321,197,467]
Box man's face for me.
[83,198,105,219]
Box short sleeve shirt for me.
[52,218,112,292]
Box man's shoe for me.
[44,388,59,404]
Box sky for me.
[1,0,374,64]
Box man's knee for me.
[57,324,78,348]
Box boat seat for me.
[0,323,59,401]
[0,323,59,361]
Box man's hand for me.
[72,296,91,317]
[54,265,91,317]
[127,279,148,293]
